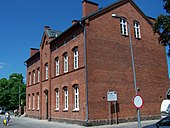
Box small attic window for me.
[72,34,77,40]
[55,33,58,37]
[63,41,67,45]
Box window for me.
[134,21,141,39]
[64,54,68,73]
[37,68,40,82]
[64,88,68,110]
[55,58,59,76]
[120,18,128,35]
[32,94,35,110]
[73,86,79,110]
[28,95,31,110]
[29,72,31,85]
[45,63,48,80]
[55,89,59,110]
[37,93,39,110]
[33,70,35,84]
[74,48,79,69]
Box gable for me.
[81,0,153,27]
[40,27,62,50]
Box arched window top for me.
[54,56,59,61]
[62,52,67,56]
[72,84,78,88]
[72,46,78,51]
[54,88,59,91]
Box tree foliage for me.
[154,0,170,51]
[0,73,26,111]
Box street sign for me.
[132,95,144,109]
[107,91,117,102]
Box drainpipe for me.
[79,21,88,126]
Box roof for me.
[81,0,153,26]
[45,29,62,38]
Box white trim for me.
[74,48,79,69]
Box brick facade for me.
[25,0,169,126]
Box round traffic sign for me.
[132,95,144,109]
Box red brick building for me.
[25,0,169,126]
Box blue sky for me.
[0,0,168,81]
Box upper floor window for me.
[45,63,48,80]
[73,48,79,69]
[64,54,68,73]
[64,87,68,110]
[120,18,128,36]
[33,70,35,84]
[29,72,31,85]
[134,21,141,39]
[37,68,40,82]
[73,85,79,110]
[55,89,59,110]
[55,57,59,76]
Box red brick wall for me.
[25,1,169,125]
[85,2,169,121]
[50,31,86,121]
[26,60,40,118]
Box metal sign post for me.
[107,91,118,125]
[132,95,144,128]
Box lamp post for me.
[12,77,20,114]
[112,14,141,128]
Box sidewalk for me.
[11,115,159,128]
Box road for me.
[0,115,159,128]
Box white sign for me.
[133,95,144,109]
[107,91,117,101]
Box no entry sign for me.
[132,95,144,109]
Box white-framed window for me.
[32,94,35,110]
[55,89,59,110]
[33,70,35,84]
[28,95,31,110]
[120,18,128,35]
[134,21,141,39]
[74,48,79,69]
[64,88,68,110]
[37,68,40,82]
[55,58,59,76]
[37,93,39,110]
[45,63,48,80]
[64,54,68,73]
[74,86,79,110]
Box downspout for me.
[79,21,88,126]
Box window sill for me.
[72,109,79,112]
[135,37,141,40]
[63,109,68,112]
[121,34,129,37]
[54,109,59,112]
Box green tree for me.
[154,0,170,55]
[0,73,26,111]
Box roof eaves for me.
[81,0,126,21]
[24,51,40,64]
[81,0,154,27]
[49,22,80,44]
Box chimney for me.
[30,48,39,57]
[82,0,99,17]
[44,26,50,31]
[72,20,78,25]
